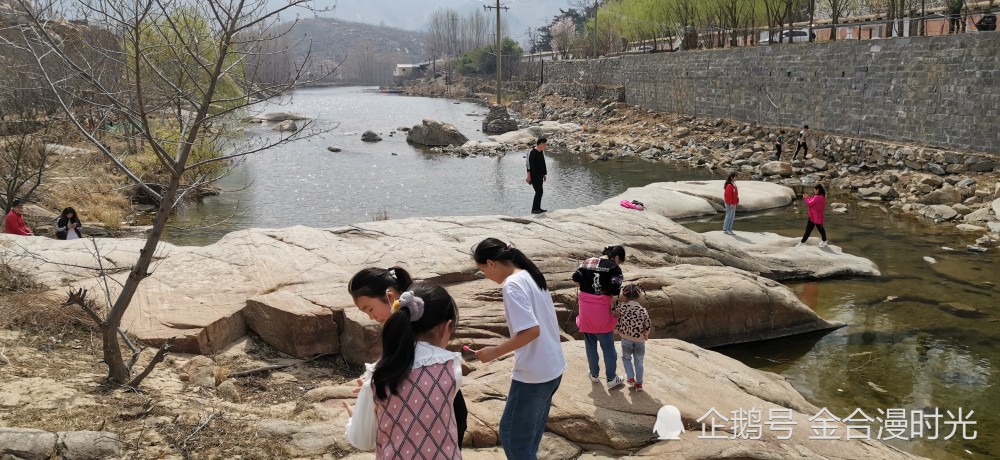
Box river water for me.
[170,87,997,459]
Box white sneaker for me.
[795,242,806,247]
[589,374,601,383]
[819,241,828,247]
[607,375,625,390]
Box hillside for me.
[283,17,426,85]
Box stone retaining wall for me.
[541,34,1000,154]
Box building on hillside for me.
[393,63,428,79]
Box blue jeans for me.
[499,376,562,460]
[621,339,646,384]
[583,332,618,381]
[723,204,737,232]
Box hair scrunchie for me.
[391,291,425,322]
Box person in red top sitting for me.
[3,200,33,236]
[797,184,828,247]
[722,172,739,235]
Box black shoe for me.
[538,208,547,213]
[531,209,544,214]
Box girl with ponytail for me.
[471,238,566,459]
[345,284,463,459]
[346,267,468,449]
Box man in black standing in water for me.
[526,138,548,214]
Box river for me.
[170,87,997,459]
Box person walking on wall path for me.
[791,125,809,160]
[797,184,828,247]
[773,130,785,161]
[526,138,548,214]
[722,172,739,235]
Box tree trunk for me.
[102,172,179,384]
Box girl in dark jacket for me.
[56,207,83,240]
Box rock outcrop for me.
[1,182,878,358]
[0,428,121,460]
[272,120,298,132]
[304,340,921,459]
[253,112,310,122]
[406,119,469,146]
[481,105,518,134]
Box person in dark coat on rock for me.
[526,138,548,214]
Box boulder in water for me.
[406,119,469,147]
[272,120,298,132]
[361,130,382,142]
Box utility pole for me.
[808,0,815,42]
[485,0,508,106]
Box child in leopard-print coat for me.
[613,284,651,392]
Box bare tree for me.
[2,0,328,386]
[824,0,857,40]
[0,125,58,214]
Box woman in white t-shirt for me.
[472,238,567,460]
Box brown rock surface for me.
[1,182,877,356]
[461,340,920,458]
[245,290,339,357]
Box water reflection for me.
[166,87,715,245]
[691,199,998,459]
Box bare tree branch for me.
[126,338,172,388]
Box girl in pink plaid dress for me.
[346,284,462,459]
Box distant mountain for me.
[269,0,573,47]
[282,17,426,85]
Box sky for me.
[271,0,573,44]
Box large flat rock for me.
[0,182,878,356]
[554,264,842,348]
[703,231,882,280]
[655,180,797,212]
[600,187,717,219]
[459,340,920,458]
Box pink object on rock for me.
[620,200,645,211]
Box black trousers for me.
[455,389,468,447]
[792,141,808,159]
[801,219,827,242]
[531,179,544,211]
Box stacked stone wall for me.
[541,34,1000,154]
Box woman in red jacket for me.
[722,172,739,235]
[797,184,828,247]
[3,200,33,236]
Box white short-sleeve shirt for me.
[502,270,566,384]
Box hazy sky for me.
[271,0,572,43]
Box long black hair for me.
[814,184,826,196]
[602,245,625,262]
[724,172,737,188]
[56,207,82,240]
[472,237,548,291]
[372,283,458,400]
[348,266,413,299]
